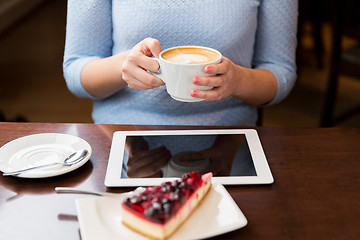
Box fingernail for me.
[205,66,211,73]
[193,76,199,84]
[191,89,197,97]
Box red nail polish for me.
[205,66,211,73]
[191,90,197,97]
[155,51,162,58]
[193,77,199,84]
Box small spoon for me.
[2,149,88,176]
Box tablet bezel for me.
[104,129,273,187]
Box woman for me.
[63,0,298,126]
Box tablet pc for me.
[104,129,273,187]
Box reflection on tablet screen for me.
[121,134,256,179]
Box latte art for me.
[169,54,209,64]
[162,47,220,64]
[154,46,221,102]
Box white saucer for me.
[76,183,247,240]
[0,133,92,178]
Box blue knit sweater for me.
[63,0,298,126]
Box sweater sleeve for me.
[63,0,113,99]
[253,0,298,105]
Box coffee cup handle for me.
[151,58,165,84]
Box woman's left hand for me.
[190,56,278,106]
[190,57,241,101]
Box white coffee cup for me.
[153,46,222,102]
[162,151,211,177]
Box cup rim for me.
[159,45,222,66]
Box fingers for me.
[128,146,171,169]
[204,57,228,75]
[126,147,171,178]
[122,68,163,90]
[191,88,224,101]
[193,75,224,88]
[122,54,163,89]
[122,38,164,90]
[127,50,160,73]
[178,151,207,162]
[191,57,236,101]
[137,37,162,58]
[191,74,225,101]
[192,56,230,86]
[146,38,162,58]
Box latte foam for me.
[168,54,209,64]
[162,47,219,64]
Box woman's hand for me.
[178,148,234,176]
[190,56,278,106]
[190,57,240,101]
[121,38,165,90]
[178,135,246,176]
[127,146,172,178]
[125,136,172,178]
[80,38,164,98]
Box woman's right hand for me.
[126,146,172,178]
[125,136,172,178]
[121,38,164,90]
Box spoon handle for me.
[2,162,61,176]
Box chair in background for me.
[297,0,325,69]
[320,0,360,127]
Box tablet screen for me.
[122,134,256,179]
[105,129,273,186]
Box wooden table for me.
[0,122,359,240]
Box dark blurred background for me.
[0,0,359,127]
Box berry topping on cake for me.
[121,171,212,240]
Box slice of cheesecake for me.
[121,171,212,240]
